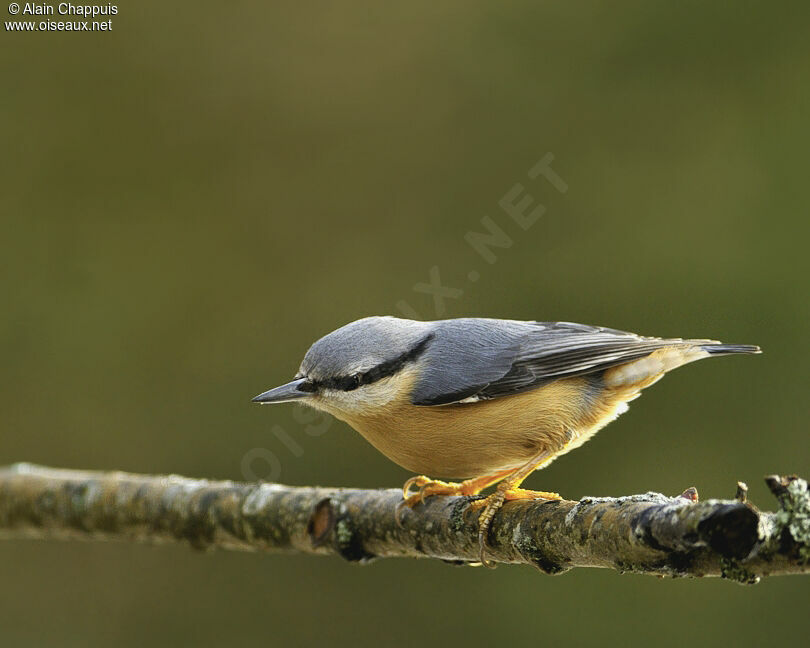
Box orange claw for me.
[395,471,513,527]
[394,467,561,565]
[502,488,561,501]
[395,476,466,526]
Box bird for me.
[252,316,760,564]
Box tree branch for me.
[0,463,807,583]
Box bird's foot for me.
[395,476,466,525]
[395,473,509,526]
[403,475,469,502]
[471,486,562,568]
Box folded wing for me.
[410,320,718,406]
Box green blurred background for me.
[2,1,808,646]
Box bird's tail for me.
[604,340,761,390]
[699,343,762,355]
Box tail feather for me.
[700,343,762,355]
[604,341,761,389]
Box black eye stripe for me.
[311,333,433,392]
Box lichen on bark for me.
[0,463,808,582]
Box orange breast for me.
[331,374,634,478]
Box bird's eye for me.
[327,373,364,391]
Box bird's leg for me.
[473,453,561,567]
[395,470,512,525]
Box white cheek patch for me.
[322,376,404,413]
[604,347,710,388]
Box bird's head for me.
[252,316,433,415]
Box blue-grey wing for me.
[410,320,705,406]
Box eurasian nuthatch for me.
[253,316,760,563]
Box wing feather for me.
[410,319,712,406]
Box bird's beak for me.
[251,378,312,404]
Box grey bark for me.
[0,463,808,584]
